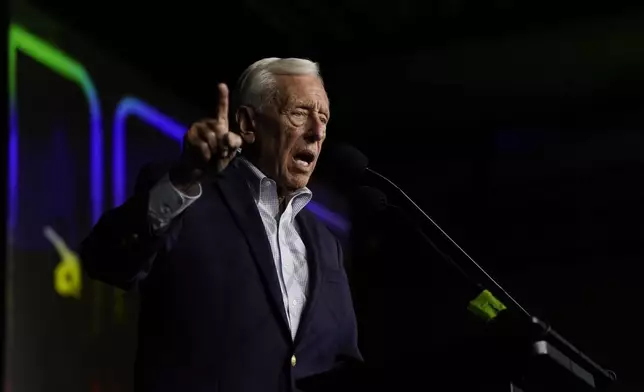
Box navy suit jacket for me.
[80,159,362,392]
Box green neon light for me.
[8,23,105,339]
[8,23,104,231]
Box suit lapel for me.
[214,161,291,335]
[293,210,324,346]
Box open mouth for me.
[292,150,316,168]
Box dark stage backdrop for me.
[5,4,349,392]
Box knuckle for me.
[214,121,228,133]
[189,123,205,138]
[185,131,198,146]
[205,131,217,146]
[200,128,216,142]
[198,142,211,159]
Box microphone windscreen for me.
[318,143,369,183]
[351,186,388,214]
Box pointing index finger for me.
[217,83,229,123]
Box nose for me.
[305,117,326,142]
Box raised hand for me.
[170,83,243,190]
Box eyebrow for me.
[292,101,329,114]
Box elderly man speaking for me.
[81,58,361,392]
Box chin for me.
[285,174,311,190]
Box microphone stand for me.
[364,168,617,391]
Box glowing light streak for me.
[8,24,104,230]
[112,96,185,207]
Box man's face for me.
[253,74,329,193]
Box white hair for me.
[233,57,322,114]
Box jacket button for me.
[291,355,297,367]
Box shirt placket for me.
[261,181,296,335]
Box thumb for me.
[220,132,243,159]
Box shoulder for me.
[300,200,349,238]
[299,207,343,247]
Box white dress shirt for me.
[147,159,312,339]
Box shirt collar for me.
[237,157,313,216]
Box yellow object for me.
[44,226,82,299]
[467,289,507,321]
[291,355,297,367]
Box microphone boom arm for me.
[365,167,532,318]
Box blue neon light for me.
[8,24,104,231]
[112,96,185,206]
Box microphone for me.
[317,143,369,187]
[350,186,389,216]
[337,146,618,387]
[326,143,531,318]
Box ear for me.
[236,106,256,145]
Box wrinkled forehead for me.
[275,75,330,111]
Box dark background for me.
[9,0,644,390]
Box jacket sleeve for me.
[79,163,178,290]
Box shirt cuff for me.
[148,173,202,232]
